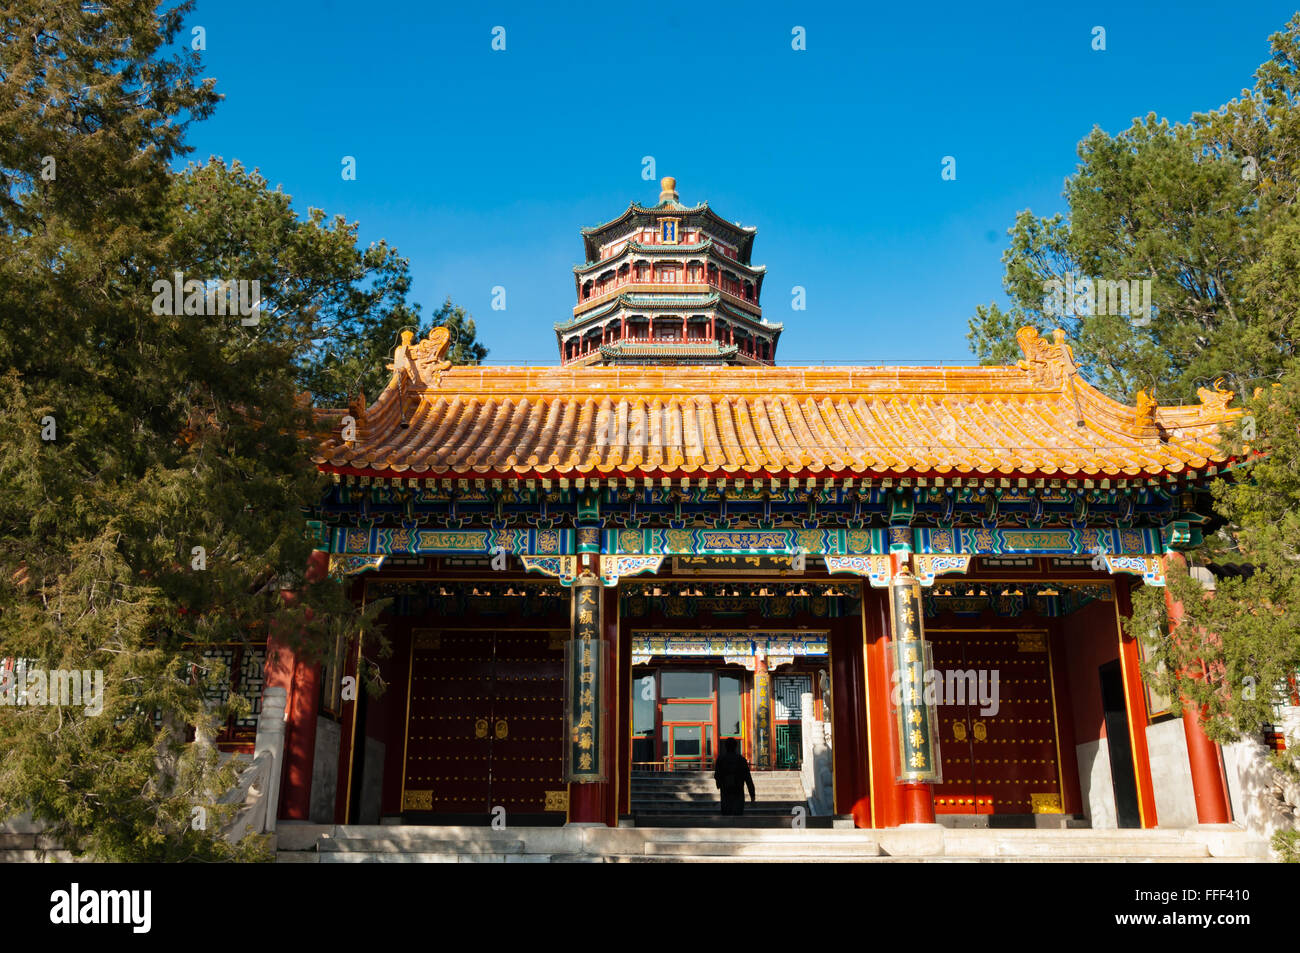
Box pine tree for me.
[0,1,383,860]
[968,15,1300,814]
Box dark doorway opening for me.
[1099,660,1141,828]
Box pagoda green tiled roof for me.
[579,199,758,261]
[573,239,768,275]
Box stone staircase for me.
[273,823,1273,863]
[631,770,810,825]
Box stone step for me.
[634,809,804,817]
[633,793,807,802]
[271,822,1272,863]
[626,800,800,806]
[290,850,1252,864]
[320,837,526,854]
[632,786,808,797]
[633,784,807,791]
[631,815,843,828]
[644,840,880,857]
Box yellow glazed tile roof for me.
[312,327,1239,481]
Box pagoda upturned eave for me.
[579,202,758,262]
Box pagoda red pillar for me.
[1163,553,1232,824]
[268,547,329,821]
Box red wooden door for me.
[967,631,1061,816]
[928,633,980,814]
[487,632,565,814]
[403,631,494,814]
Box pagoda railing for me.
[575,279,761,317]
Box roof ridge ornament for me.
[390,326,453,388]
[1195,379,1236,420]
[659,176,678,205]
[1133,389,1159,437]
[1015,326,1077,389]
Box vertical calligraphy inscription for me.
[565,575,608,781]
[889,568,943,783]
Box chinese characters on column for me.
[565,574,607,781]
[890,567,942,783]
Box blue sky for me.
[176,1,1298,365]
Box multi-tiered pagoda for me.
[557,177,780,366]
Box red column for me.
[864,585,902,827]
[269,548,329,821]
[754,652,771,768]
[866,565,938,826]
[1163,554,1232,824]
[568,560,616,825]
[617,586,632,817]
[900,782,935,824]
[603,586,620,826]
[891,563,936,825]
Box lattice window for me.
[199,646,236,711]
[235,646,267,730]
[774,675,810,720]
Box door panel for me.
[404,632,494,813]
[488,632,565,814]
[929,634,978,812]
[928,631,1062,816]
[968,631,1060,815]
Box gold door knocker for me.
[494,719,508,739]
[475,718,489,739]
[972,720,988,742]
[953,721,968,742]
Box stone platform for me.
[273,822,1273,863]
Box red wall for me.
[1060,598,1121,747]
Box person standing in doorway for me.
[714,737,756,815]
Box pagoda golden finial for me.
[659,176,678,204]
